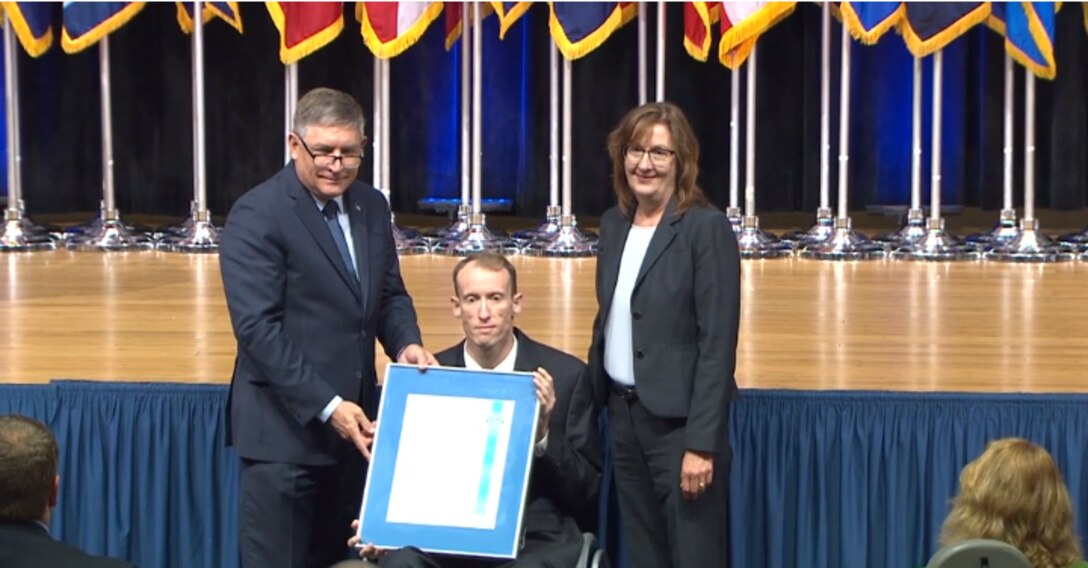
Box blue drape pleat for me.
[0,381,238,568]
[2,383,1087,568]
[729,390,1088,568]
[0,384,55,421]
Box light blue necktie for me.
[322,200,357,280]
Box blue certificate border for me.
[357,363,539,559]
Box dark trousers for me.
[608,389,729,568]
[240,453,366,568]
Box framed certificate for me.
[356,363,540,559]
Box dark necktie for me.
[322,200,357,280]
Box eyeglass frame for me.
[622,145,677,166]
[292,132,366,170]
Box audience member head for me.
[939,437,1082,568]
[606,101,706,216]
[450,253,522,364]
[0,415,60,525]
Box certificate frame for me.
[356,363,540,559]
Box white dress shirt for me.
[603,224,656,386]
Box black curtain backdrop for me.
[7,3,1087,220]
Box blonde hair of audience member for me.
[939,438,1083,568]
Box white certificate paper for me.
[385,394,516,529]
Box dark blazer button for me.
[633,311,642,320]
[354,370,364,379]
[635,349,644,359]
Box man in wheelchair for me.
[350,253,604,567]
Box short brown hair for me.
[0,415,58,522]
[939,438,1083,568]
[452,253,518,297]
[606,102,708,216]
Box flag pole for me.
[379,56,426,255]
[381,60,390,191]
[970,53,1021,246]
[423,4,472,244]
[929,51,942,227]
[548,41,557,210]
[735,46,789,259]
[460,7,471,212]
[1023,71,1035,226]
[530,54,595,258]
[744,49,757,220]
[455,4,472,234]
[655,1,665,101]
[725,64,741,229]
[875,56,928,247]
[911,57,923,219]
[514,40,562,247]
[819,2,832,222]
[801,16,882,261]
[471,0,482,217]
[103,37,118,220]
[285,64,297,163]
[548,41,559,214]
[436,1,510,256]
[1004,54,1015,218]
[66,35,153,251]
[1,12,55,252]
[892,49,970,261]
[637,2,647,105]
[161,1,221,252]
[838,39,850,224]
[376,55,424,254]
[561,56,572,220]
[987,67,1073,262]
[372,56,383,190]
[784,2,834,246]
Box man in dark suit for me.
[352,252,602,567]
[588,102,740,568]
[219,87,436,568]
[0,414,135,568]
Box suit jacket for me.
[588,198,740,454]
[220,163,422,466]
[435,329,602,535]
[0,521,135,568]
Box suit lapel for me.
[511,329,540,372]
[634,197,680,291]
[288,173,362,302]
[442,341,468,367]
[345,190,370,314]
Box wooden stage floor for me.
[2,250,1087,392]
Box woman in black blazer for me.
[588,102,740,568]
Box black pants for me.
[607,389,729,568]
[240,453,366,568]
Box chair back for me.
[926,539,1032,568]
